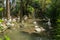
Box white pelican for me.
[12,18,16,22]
[33,21,37,25]
[24,15,28,20]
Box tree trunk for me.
[6,0,11,19]
[20,0,24,22]
[42,0,46,12]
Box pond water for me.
[2,29,50,40]
[0,21,51,40]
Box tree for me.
[6,0,11,19]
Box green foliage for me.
[0,38,2,40]
[32,0,39,3]
[0,7,3,12]
[0,35,10,40]
[4,35,10,40]
[57,19,60,22]
[27,5,34,13]
[46,0,52,4]
[0,19,4,30]
[56,19,60,40]
[0,26,3,31]
[0,19,3,23]
[31,1,40,9]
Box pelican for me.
[47,19,51,27]
[8,19,12,22]
[24,15,28,20]
[33,21,37,25]
[11,23,14,26]
[12,18,16,22]
[35,25,45,33]
[35,25,41,33]
[4,19,7,22]
[6,22,11,26]
[35,25,39,28]
[47,19,52,29]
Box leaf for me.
[4,35,10,40]
[46,0,51,4]
[57,19,60,22]
[0,7,3,11]
[0,19,3,23]
[27,6,34,13]
[0,38,2,40]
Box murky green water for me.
[3,29,50,40]
[0,30,51,40]
[0,23,50,40]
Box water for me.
[0,28,50,40]
[0,21,50,40]
[0,27,50,40]
[0,31,51,40]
